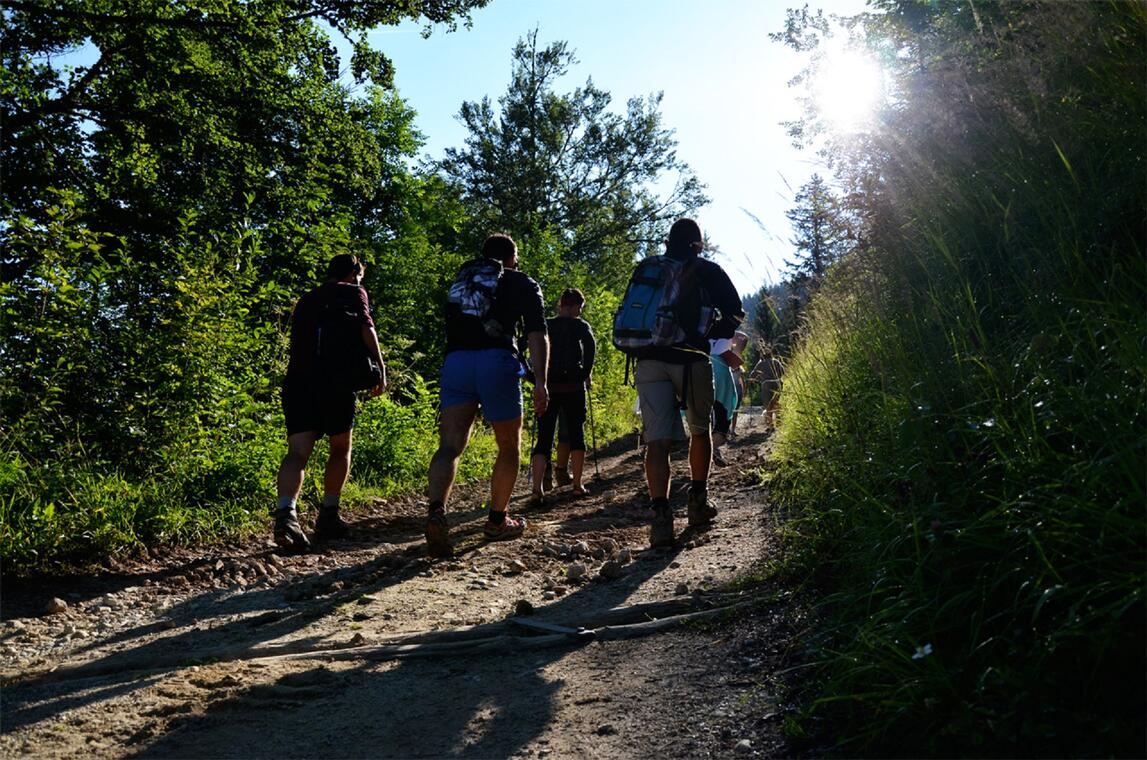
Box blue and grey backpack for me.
[612,255,712,355]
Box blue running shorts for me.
[439,348,524,422]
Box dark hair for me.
[326,253,363,281]
[666,218,703,260]
[559,287,585,306]
[482,233,517,265]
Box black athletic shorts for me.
[282,375,357,437]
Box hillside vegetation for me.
[766,2,1145,755]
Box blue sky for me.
[369,0,870,297]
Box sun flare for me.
[814,50,885,129]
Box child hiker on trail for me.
[529,288,596,505]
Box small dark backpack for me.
[548,318,584,382]
[315,297,381,391]
[447,258,505,338]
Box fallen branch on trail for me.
[5,593,765,685]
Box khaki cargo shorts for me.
[634,358,714,441]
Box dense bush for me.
[767,2,1145,755]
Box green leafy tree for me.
[438,30,708,289]
[2,0,489,279]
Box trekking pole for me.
[587,384,602,481]
[527,409,537,485]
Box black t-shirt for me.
[547,315,596,383]
[445,264,547,353]
[645,255,744,363]
[287,282,374,379]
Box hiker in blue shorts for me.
[425,234,549,557]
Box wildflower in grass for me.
[912,643,933,660]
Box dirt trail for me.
[1,412,805,758]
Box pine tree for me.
[783,174,848,288]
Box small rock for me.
[573,541,591,556]
[595,724,617,736]
[598,561,624,581]
[352,612,371,622]
[675,583,690,596]
[592,548,607,561]
[514,599,535,616]
[735,739,753,753]
[507,559,528,574]
[542,590,556,600]
[617,548,632,564]
[566,563,588,581]
[669,561,681,569]
[357,595,377,605]
[44,598,67,616]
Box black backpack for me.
[548,318,584,382]
[315,297,382,392]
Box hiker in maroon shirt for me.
[273,254,387,552]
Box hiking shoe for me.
[526,491,545,509]
[425,510,453,558]
[554,466,572,487]
[274,509,310,553]
[649,508,675,548]
[483,514,526,541]
[314,507,349,541]
[687,487,718,527]
[712,448,729,467]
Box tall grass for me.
[767,2,1144,755]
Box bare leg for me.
[428,402,479,506]
[689,431,712,482]
[324,430,352,498]
[571,450,587,492]
[556,442,571,469]
[489,418,522,513]
[644,439,672,500]
[277,432,319,500]
[529,453,547,495]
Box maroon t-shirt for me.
[286,282,375,379]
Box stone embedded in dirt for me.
[543,590,556,600]
[44,598,67,616]
[507,559,528,575]
[573,541,591,556]
[617,548,633,564]
[595,724,618,736]
[675,583,690,596]
[735,739,753,753]
[566,562,588,581]
[597,561,624,581]
[514,599,535,616]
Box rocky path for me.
[1,414,806,758]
